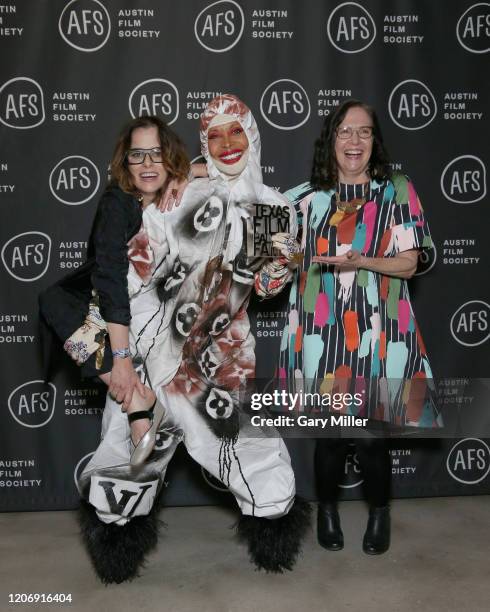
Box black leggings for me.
[315,437,391,507]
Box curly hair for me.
[109,115,189,199]
[310,99,392,191]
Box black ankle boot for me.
[363,505,390,555]
[317,502,344,551]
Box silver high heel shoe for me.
[129,400,166,466]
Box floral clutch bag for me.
[63,299,107,369]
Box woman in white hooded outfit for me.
[77,94,310,583]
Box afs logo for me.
[73,451,95,493]
[194,0,245,53]
[456,3,490,54]
[129,79,179,125]
[260,79,311,130]
[8,380,57,428]
[388,80,437,130]
[327,2,376,54]
[59,0,111,52]
[1,231,51,282]
[49,155,101,206]
[0,77,45,129]
[339,446,363,489]
[447,438,490,484]
[440,155,486,204]
[201,467,229,492]
[191,155,206,165]
[450,300,490,347]
[415,242,437,276]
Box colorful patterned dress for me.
[278,174,442,428]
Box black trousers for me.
[315,437,391,507]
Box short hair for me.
[310,99,392,191]
[109,115,189,198]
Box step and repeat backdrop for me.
[0,0,489,511]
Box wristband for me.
[112,347,130,359]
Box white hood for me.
[199,94,263,186]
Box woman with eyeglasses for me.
[40,116,189,456]
[256,99,441,555]
[41,101,308,584]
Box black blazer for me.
[39,185,142,343]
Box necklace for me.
[335,182,369,214]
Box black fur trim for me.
[236,496,311,573]
[78,500,163,584]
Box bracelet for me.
[112,347,130,359]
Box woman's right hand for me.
[158,177,187,212]
[109,358,147,411]
[158,163,209,212]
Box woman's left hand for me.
[312,250,362,268]
[272,232,301,263]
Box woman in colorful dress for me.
[257,99,441,555]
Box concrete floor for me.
[0,497,489,612]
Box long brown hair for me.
[110,115,189,199]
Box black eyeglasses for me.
[336,126,373,140]
[126,148,164,164]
